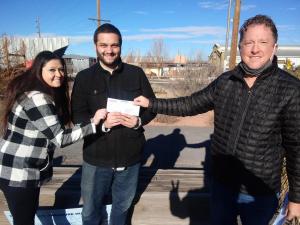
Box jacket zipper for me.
[232,88,252,154]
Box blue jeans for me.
[210,179,278,225]
[81,161,140,225]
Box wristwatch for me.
[133,117,142,129]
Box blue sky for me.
[1,0,300,60]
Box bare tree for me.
[0,35,26,79]
[123,49,142,64]
[150,38,168,77]
[187,49,203,63]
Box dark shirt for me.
[71,61,156,167]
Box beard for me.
[97,52,121,68]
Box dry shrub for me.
[150,64,221,125]
[171,63,221,96]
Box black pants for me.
[0,183,40,225]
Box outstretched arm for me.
[135,79,216,117]
[134,96,150,108]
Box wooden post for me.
[224,0,232,71]
[229,0,241,70]
[97,0,101,27]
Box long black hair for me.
[1,50,70,134]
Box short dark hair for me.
[93,23,122,46]
[239,14,278,44]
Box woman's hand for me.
[134,96,150,108]
[92,108,107,125]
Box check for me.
[107,98,140,116]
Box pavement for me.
[54,125,214,168]
[0,125,214,225]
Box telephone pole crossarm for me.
[88,18,111,23]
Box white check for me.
[107,98,140,116]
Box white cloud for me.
[189,39,225,44]
[277,25,297,31]
[11,25,227,45]
[68,35,91,44]
[141,26,225,36]
[198,1,228,10]
[12,33,59,38]
[124,33,192,41]
[241,4,256,11]
[198,1,256,11]
[287,7,296,11]
[133,11,148,15]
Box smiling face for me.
[42,59,65,88]
[239,24,277,69]
[95,32,121,69]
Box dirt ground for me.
[149,111,214,127]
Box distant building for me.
[123,54,192,77]
[174,54,187,64]
[0,36,69,68]
[209,44,300,71]
[63,54,96,78]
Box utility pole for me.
[97,0,100,27]
[229,0,241,70]
[224,0,232,71]
[36,17,41,38]
[88,0,110,26]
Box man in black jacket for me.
[71,23,156,225]
[134,15,300,224]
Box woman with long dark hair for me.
[0,51,106,225]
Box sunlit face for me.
[42,59,64,88]
[95,33,121,68]
[239,24,277,69]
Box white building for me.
[209,44,300,71]
[0,37,69,59]
[0,36,69,68]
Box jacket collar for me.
[97,58,124,74]
[231,56,278,81]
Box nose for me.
[55,69,64,77]
[105,46,113,53]
[251,42,260,53]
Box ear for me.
[270,43,278,61]
[272,43,278,55]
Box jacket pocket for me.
[122,86,142,101]
[87,89,107,111]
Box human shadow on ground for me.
[168,137,211,225]
[126,128,211,225]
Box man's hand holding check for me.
[104,98,140,129]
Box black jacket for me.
[71,62,156,167]
[150,58,300,202]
